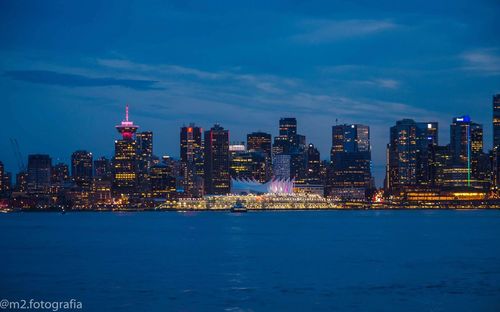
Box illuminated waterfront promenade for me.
[153,193,500,211]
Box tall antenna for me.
[126,104,129,122]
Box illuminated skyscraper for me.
[305,144,321,185]
[247,132,272,181]
[230,150,268,183]
[492,95,500,189]
[273,118,307,182]
[449,116,485,187]
[273,118,298,155]
[494,94,500,149]
[27,154,52,193]
[71,150,93,191]
[150,163,176,199]
[204,124,230,195]
[113,105,139,197]
[330,124,372,198]
[386,120,436,190]
[136,131,154,192]
[247,132,272,157]
[180,124,204,197]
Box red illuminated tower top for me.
[115,104,139,140]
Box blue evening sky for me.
[1,0,499,185]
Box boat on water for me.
[231,199,247,213]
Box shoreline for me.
[3,207,500,213]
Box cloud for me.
[374,79,399,89]
[461,49,500,75]
[5,70,161,90]
[97,58,298,94]
[292,19,398,43]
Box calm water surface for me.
[1,210,500,311]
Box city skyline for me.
[1,102,498,187]
[1,1,500,185]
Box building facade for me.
[204,124,230,195]
[180,124,204,197]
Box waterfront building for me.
[180,124,204,197]
[231,178,295,194]
[91,178,112,206]
[429,145,452,187]
[204,124,230,195]
[230,150,268,183]
[330,124,372,199]
[112,105,139,198]
[494,94,500,149]
[150,163,176,199]
[27,154,52,193]
[492,94,500,189]
[449,116,487,188]
[272,118,307,182]
[386,119,437,191]
[71,150,93,191]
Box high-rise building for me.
[386,119,437,190]
[180,124,204,197]
[94,157,111,180]
[204,124,230,195]
[27,154,52,192]
[51,162,70,184]
[330,124,372,198]
[273,118,298,155]
[136,131,153,162]
[113,105,139,197]
[449,116,485,188]
[247,132,273,181]
[492,95,500,189]
[273,118,307,182]
[279,118,297,138]
[493,94,500,149]
[272,154,291,180]
[150,163,176,199]
[230,151,268,183]
[247,132,272,157]
[305,144,321,185]
[71,150,93,191]
[428,145,451,187]
[136,131,154,189]
[331,124,370,155]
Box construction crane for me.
[10,138,25,172]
